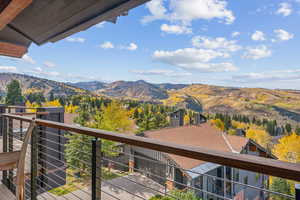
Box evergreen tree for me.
[285,123,292,134]
[133,108,139,119]
[26,92,45,105]
[295,126,300,136]
[49,91,55,101]
[5,80,24,105]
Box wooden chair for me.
[0,120,36,200]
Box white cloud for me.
[127,43,138,51]
[119,43,138,51]
[231,32,240,37]
[130,69,191,77]
[243,45,272,60]
[0,66,17,72]
[160,24,192,34]
[22,54,36,64]
[251,31,266,41]
[142,0,167,23]
[232,69,300,83]
[154,48,229,64]
[43,61,56,68]
[31,67,60,77]
[274,29,294,41]
[276,3,292,16]
[95,22,106,28]
[176,62,238,72]
[100,41,114,49]
[153,48,237,72]
[142,0,235,25]
[66,37,86,43]
[191,36,241,52]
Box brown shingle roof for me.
[144,123,249,169]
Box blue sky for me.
[1,0,300,89]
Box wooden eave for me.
[0,41,27,57]
[0,0,32,30]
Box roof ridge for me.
[221,132,239,153]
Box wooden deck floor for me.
[0,183,15,200]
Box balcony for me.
[0,106,299,200]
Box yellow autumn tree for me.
[42,100,62,107]
[228,129,237,135]
[25,101,39,112]
[246,128,271,149]
[210,119,225,131]
[273,133,300,163]
[184,114,190,125]
[91,101,134,133]
[231,120,248,130]
[65,104,79,113]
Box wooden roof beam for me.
[0,41,27,58]
[0,0,32,30]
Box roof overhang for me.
[0,0,149,58]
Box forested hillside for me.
[1,73,300,125]
[0,73,88,97]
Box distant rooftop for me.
[144,123,249,169]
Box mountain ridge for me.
[1,73,300,125]
[0,73,88,97]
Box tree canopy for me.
[246,128,271,149]
[273,133,300,163]
[149,190,201,200]
[91,101,134,133]
[5,80,24,105]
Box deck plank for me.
[0,184,16,200]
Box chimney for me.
[170,109,184,127]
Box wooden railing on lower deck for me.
[3,113,300,183]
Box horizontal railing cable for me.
[3,113,300,182]
[18,128,296,199]
[99,146,294,199]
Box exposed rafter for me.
[0,41,27,58]
[0,0,32,30]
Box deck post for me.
[0,104,6,136]
[92,138,102,200]
[30,126,38,200]
[1,115,8,186]
[296,184,300,200]
[8,117,14,192]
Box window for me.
[226,167,232,180]
[243,176,248,185]
[234,170,240,181]
[194,176,203,189]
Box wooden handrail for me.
[6,106,37,109]
[3,113,300,182]
[8,112,49,116]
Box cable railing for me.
[0,110,300,200]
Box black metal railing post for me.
[8,117,14,192]
[2,116,8,186]
[31,125,38,200]
[296,184,300,200]
[20,119,23,141]
[0,104,6,137]
[92,138,102,200]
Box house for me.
[132,122,275,200]
[169,109,207,127]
